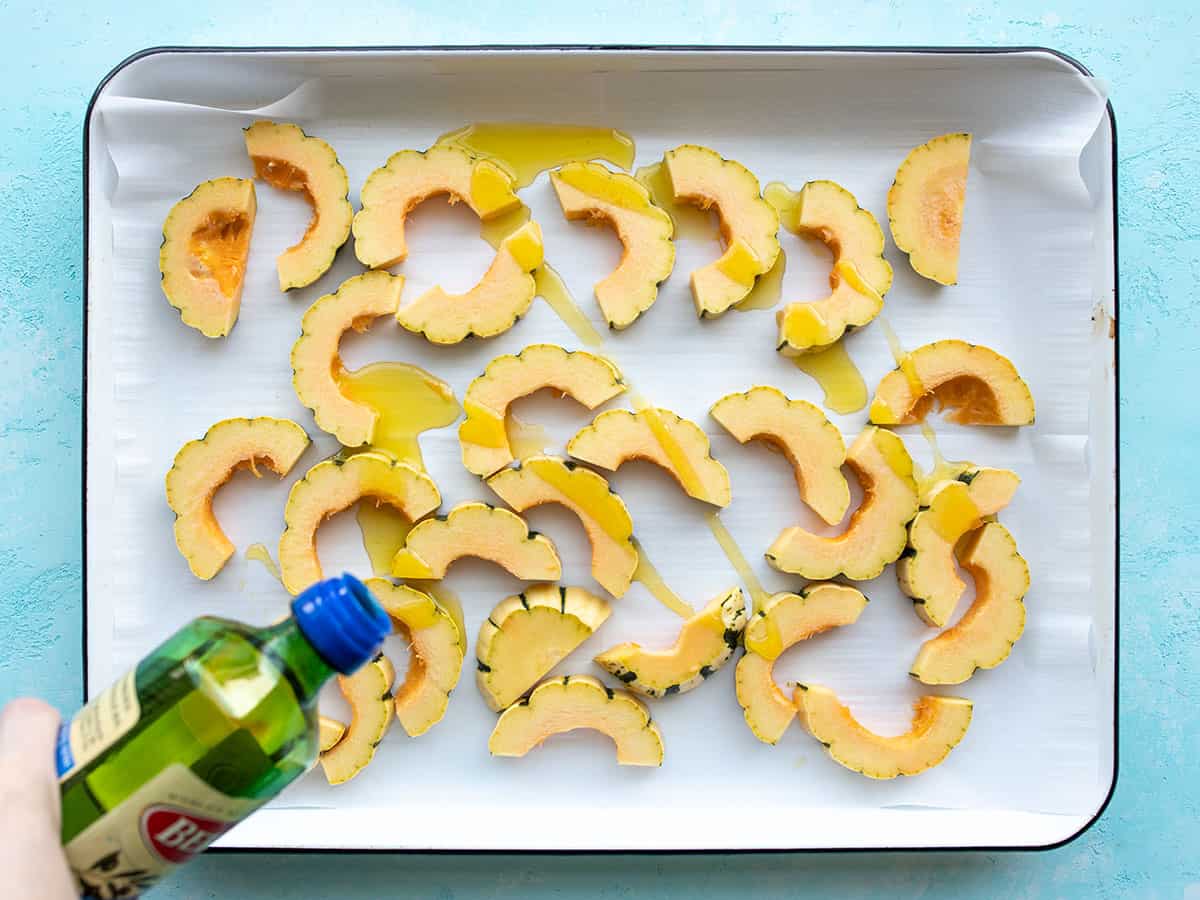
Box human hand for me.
[0,698,78,899]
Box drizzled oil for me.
[244,543,282,583]
[435,123,635,188]
[787,343,868,415]
[631,539,694,618]
[336,362,460,468]
[733,248,786,312]
[505,415,550,461]
[634,161,715,241]
[705,513,770,614]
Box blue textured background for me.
[0,1,1191,896]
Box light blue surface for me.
[0,1,1193,896]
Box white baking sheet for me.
[84,48,1115,850]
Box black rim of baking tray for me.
[80,44,1119,855]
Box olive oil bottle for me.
[57,574,389,898]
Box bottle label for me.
[57,668,140,779]
[64,762,258,898]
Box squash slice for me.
[279,452,441,595]
[869,339,1035,426]
[898,467,1020,627]
[353,144,521,269]
[911,522,1028,685]
[709,385,849,525]
[772,180,893,355]
[395,221,543,344]
[390,501,561,581]
[594,587,746,698]
[291,271,404,448]
[486,456,638,598]
[488,675,663,767]
[735,585,868,744]
[244,120,352,290]
[159,177,256,338]
[366,579,465,736]
[317,716,346,753]
[766,427,919,581]
[460,344,625,478]
[319,654,395,785]
[550,161,675,328]
[166,417,310,580]
[477,584,612,712]
[794,684,972,779]
[663,144,780,316]
[567,407,731,507]
[888,133,971,285]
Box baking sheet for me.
[84,48,1115,850]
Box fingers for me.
[0,697,63,828]
[0,698,77,900]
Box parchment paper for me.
[85,49,1114,849]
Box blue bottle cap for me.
[291,573,391,674]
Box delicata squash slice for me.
[771,180,894,355]
[910,522,1029,685]
[709,385,849,525]
[159,177,256,338]
[389,501,562,581]
[888,133,971,285]
[594,587,746,699]
[244,120,353,291]
[488,675,664,767]
[486,456,638,598]
[395,222,544,344]
[869,339,1035,426]
[766,427,919,581]
[663,144,780,316]
[319,653,395,785]
[460,344,626,478]
[367,578,465,736]
[794,684,972,779]
[567,407,731,507]
[735,585,868,744]
[166,417,310,580]
[291,271,404,448]
[278,451,441,595]
[898,466,1020,627]
[477,584,612,712]
[550,161,675,328]
[353,144,522,269]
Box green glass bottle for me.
[57,573,390,898]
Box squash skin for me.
[794,684,973,779]
[910,522,1029,685]
[663,144,780,317]
[734,585,868,744]
[291,271,404,448]
[888,133,971,286]
[244,120,353,291]
[159,177,257,338]
[709,385,849,525]
[594,587,746,698]
[476,584,611,712]
[460,344,625,478]
[166,417,310,580]
[486,456,638,598]
[869,339,1035,426]
[550,161,676,328]
[773,180,893,355]
[278,451,441,595]
[389,502,562,581]
[367,579,465,736]
[766,427,919,581]
[488,675,664,767]
[319,654,395,785]
[567,407,731,507]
